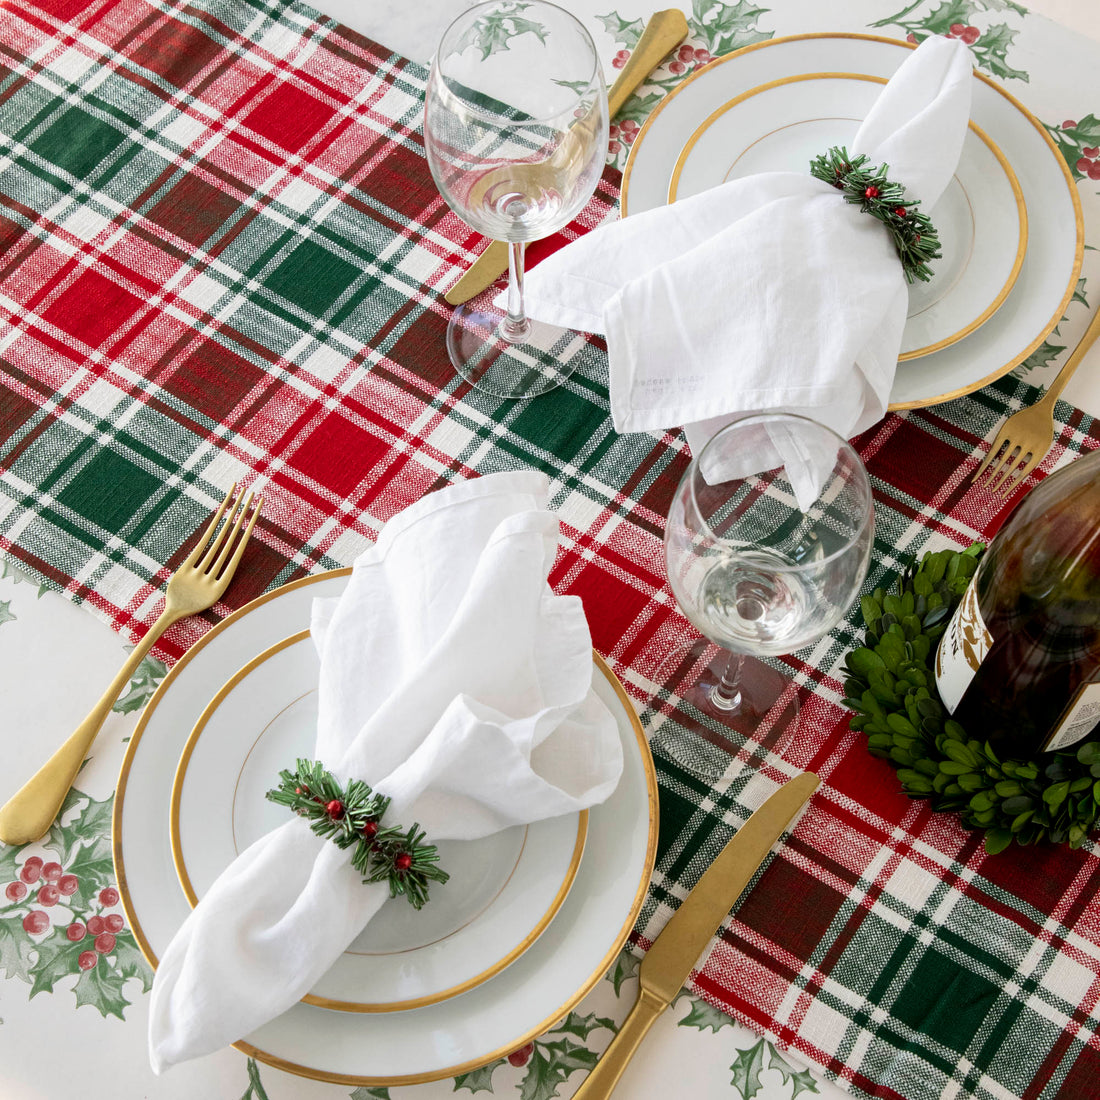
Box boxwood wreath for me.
[842,543,1100,855]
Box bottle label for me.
[935,574,992,713]
[1045,682,1100,751]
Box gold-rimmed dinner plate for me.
[622,33,1083,410]
[170,628,587,1013]
[113,568,658,1086]
[667,71,1027,362]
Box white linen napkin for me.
[514,36,973,452]
[148,470,623,1072]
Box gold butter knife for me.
[443,9,690,306]
[571,771,821,1100]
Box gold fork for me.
[973,306,1100,495]
[0,485,262,846]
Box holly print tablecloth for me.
[3,1,1100,1099]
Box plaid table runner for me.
[1,2,1100,1098]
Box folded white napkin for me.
[148,470,623,1072]
[515,36,973,452]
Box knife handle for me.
[571,987,666,1100]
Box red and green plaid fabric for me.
[1,2,1099,1098]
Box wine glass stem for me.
[500,240,531,342]
[709,651,745,713]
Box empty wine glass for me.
[661,413,874,775]
[424,0,608,398]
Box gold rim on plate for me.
[112,566,660,1087]
[620,32,1083,409]
[664,70,1028,362]
[168,627,589,1014]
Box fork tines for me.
[191,484,263,579]
[972,441,1038,497]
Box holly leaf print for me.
[605,948,639,995]
[613,89,665,127]
[27,933,84,997]
[0,599,14,626]
[677,993,734,1031]
[73,958,131,1020]
[453,1059,505,1093]
[767,1041,821,1096]
[551,1010,617,1040]
[969,22,1028,82]
[44,788,113,870]
[113,653,167,713]
[1073,277,1089,308]
[0,920,37,983]
[468,4,548,60]
[350,1089,391,1100]
[975,0,1026,13]
[1015,340,1066,375]
[691,0,772,56]
[729,1037,769,1100]
[518,1037,598,1100]
[596,10,644,50]
[112,929,153,993]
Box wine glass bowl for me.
[424,1,609,398]
[661,413,874,770]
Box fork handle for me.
[1042,302,1100,408]
[0,605,180,846]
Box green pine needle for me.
[266,760,449,907]
[809,146,942,283]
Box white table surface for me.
[2,2,1099,1099]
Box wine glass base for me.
[650,636,800,781]
[446,302,583,399]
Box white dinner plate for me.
[667,71,1027,361]
[114,568,658,1086]
[170,630,587,1012]
[622,33,1083,409]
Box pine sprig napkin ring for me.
[809,146,941,284]
[266,759,448,909]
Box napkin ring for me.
[809,145,941,284]
[266,759,449,909]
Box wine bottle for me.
[935,448,1100,757]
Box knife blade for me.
[442,9,690,306]
[571,771,821,1100]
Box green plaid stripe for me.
[1,2,1100,1098]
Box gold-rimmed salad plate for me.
[170,628,587,1013]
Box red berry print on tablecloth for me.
[611,48,629,70]
[0,787,154,1019]
[23,910,49,935]
[668,59,686,75]
[1048,117,1100,184]
[508,1043,535,1067]
[19,856,42,884]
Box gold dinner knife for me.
[443,9,690,306]
[571,771,821,1100]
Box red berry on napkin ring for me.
[267,759,448,909]
[809,145,941,283]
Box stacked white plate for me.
[621,33,1084,408]
[113,569,659,1086]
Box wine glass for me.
[661,413,874,775]
[424,1,609,399]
